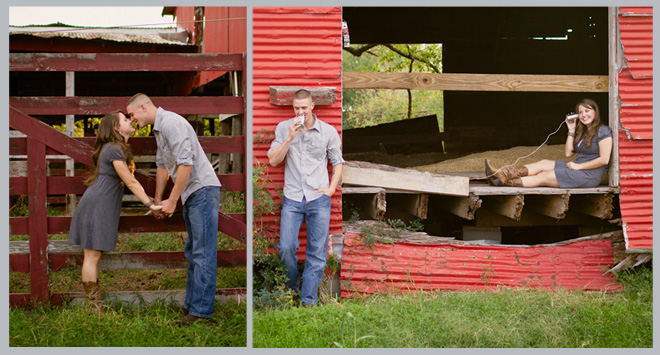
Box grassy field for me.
[253,266,652,348]
[9,230,248,347]
[9,300,246,347]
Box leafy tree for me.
[342,44,444,131]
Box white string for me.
[481,120,569,180]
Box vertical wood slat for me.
[27,137,49,303]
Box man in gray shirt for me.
[127,93,221,325]
[268,89,344,307]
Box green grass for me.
[9,300,246,347]
[253,266,652,348]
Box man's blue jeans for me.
[182,186,220,318]
[278,194,332,306]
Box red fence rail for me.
[9,52,247,307]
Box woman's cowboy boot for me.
[82,281,105,314]
[504,177,524,187]
[485,160,528,186]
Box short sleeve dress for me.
[554,125,613,188]
[68,143,127,252]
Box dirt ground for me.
[344,144,571,174]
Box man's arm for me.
[160,164,192,217]
[268,120,299,166]
[316,163,343,196]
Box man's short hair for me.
[127,93,153,108]
[293,89,312,101]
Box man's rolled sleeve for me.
[327,130,345,167]
[267,122,286,157]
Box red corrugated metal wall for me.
[617,7,653,251]
[252,7,343,260]
[341,233,623,297]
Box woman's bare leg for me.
[524,159,556,176]
[521,170,560,187]
[82,249,103,282]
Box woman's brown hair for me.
[84,111,135,185]
[574,98,603,150]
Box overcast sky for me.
[9,7,175,28]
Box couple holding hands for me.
[68,94,221,325]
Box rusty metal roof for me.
[9,23,191,46]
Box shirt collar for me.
[152,107,165,132]
[309,114,321,131]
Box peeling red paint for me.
[340,233,623,297]
[618,7,653,250]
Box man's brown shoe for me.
[175,314,206,326]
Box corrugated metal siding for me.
[617,7,653,250]
[253,7,343,260]
[9,26,188,46]
[340,233,623,297]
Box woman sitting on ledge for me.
[485,98,612,188]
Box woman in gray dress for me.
[69,111,161,313]
[485,99,613,188]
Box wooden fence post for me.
[27,137,50,303]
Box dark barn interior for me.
[341,7,619,244]
[343,6,609,154]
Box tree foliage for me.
[342,44,444,131]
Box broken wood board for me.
[343,161,469,196]
[342,114,443,155]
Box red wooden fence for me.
[9,52,247,307]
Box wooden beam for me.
[482,195,525,221]
[525,194,570,219]
[387,193,428,219]
[9,96,244,115]
[343,72,608,92]
[269,86,337,106]
[9,214,247,243]
[428,193,482,220]
[342,187,386,220]
[342,161,469,196]
[27,138,49,302]
[570,194,614,219]
[9,53,244,72]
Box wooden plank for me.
[342,114,442,154]
[48,250,246,271]
[570,194,614,219]
[387,193,428,219]
[482,195,525,221]
[525,194,570,219]
[27,138,49,302]
[470,185,619,196]
[269,86,337,106]
[428,193,482,220]
[342,161,469,196]
[10,107,94,166]
[12,135,244,156]
[343,72,609,92]
[608,7,621,187]
[44,214,247,242]
[9,53,244,72]
[10,96,244,115]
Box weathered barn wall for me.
[252,7,343,259]
[616,7,653,251]
[341,231,623,297]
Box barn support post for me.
[65,71,77,216]
[608,6,620,187]
[27,137,50,303]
